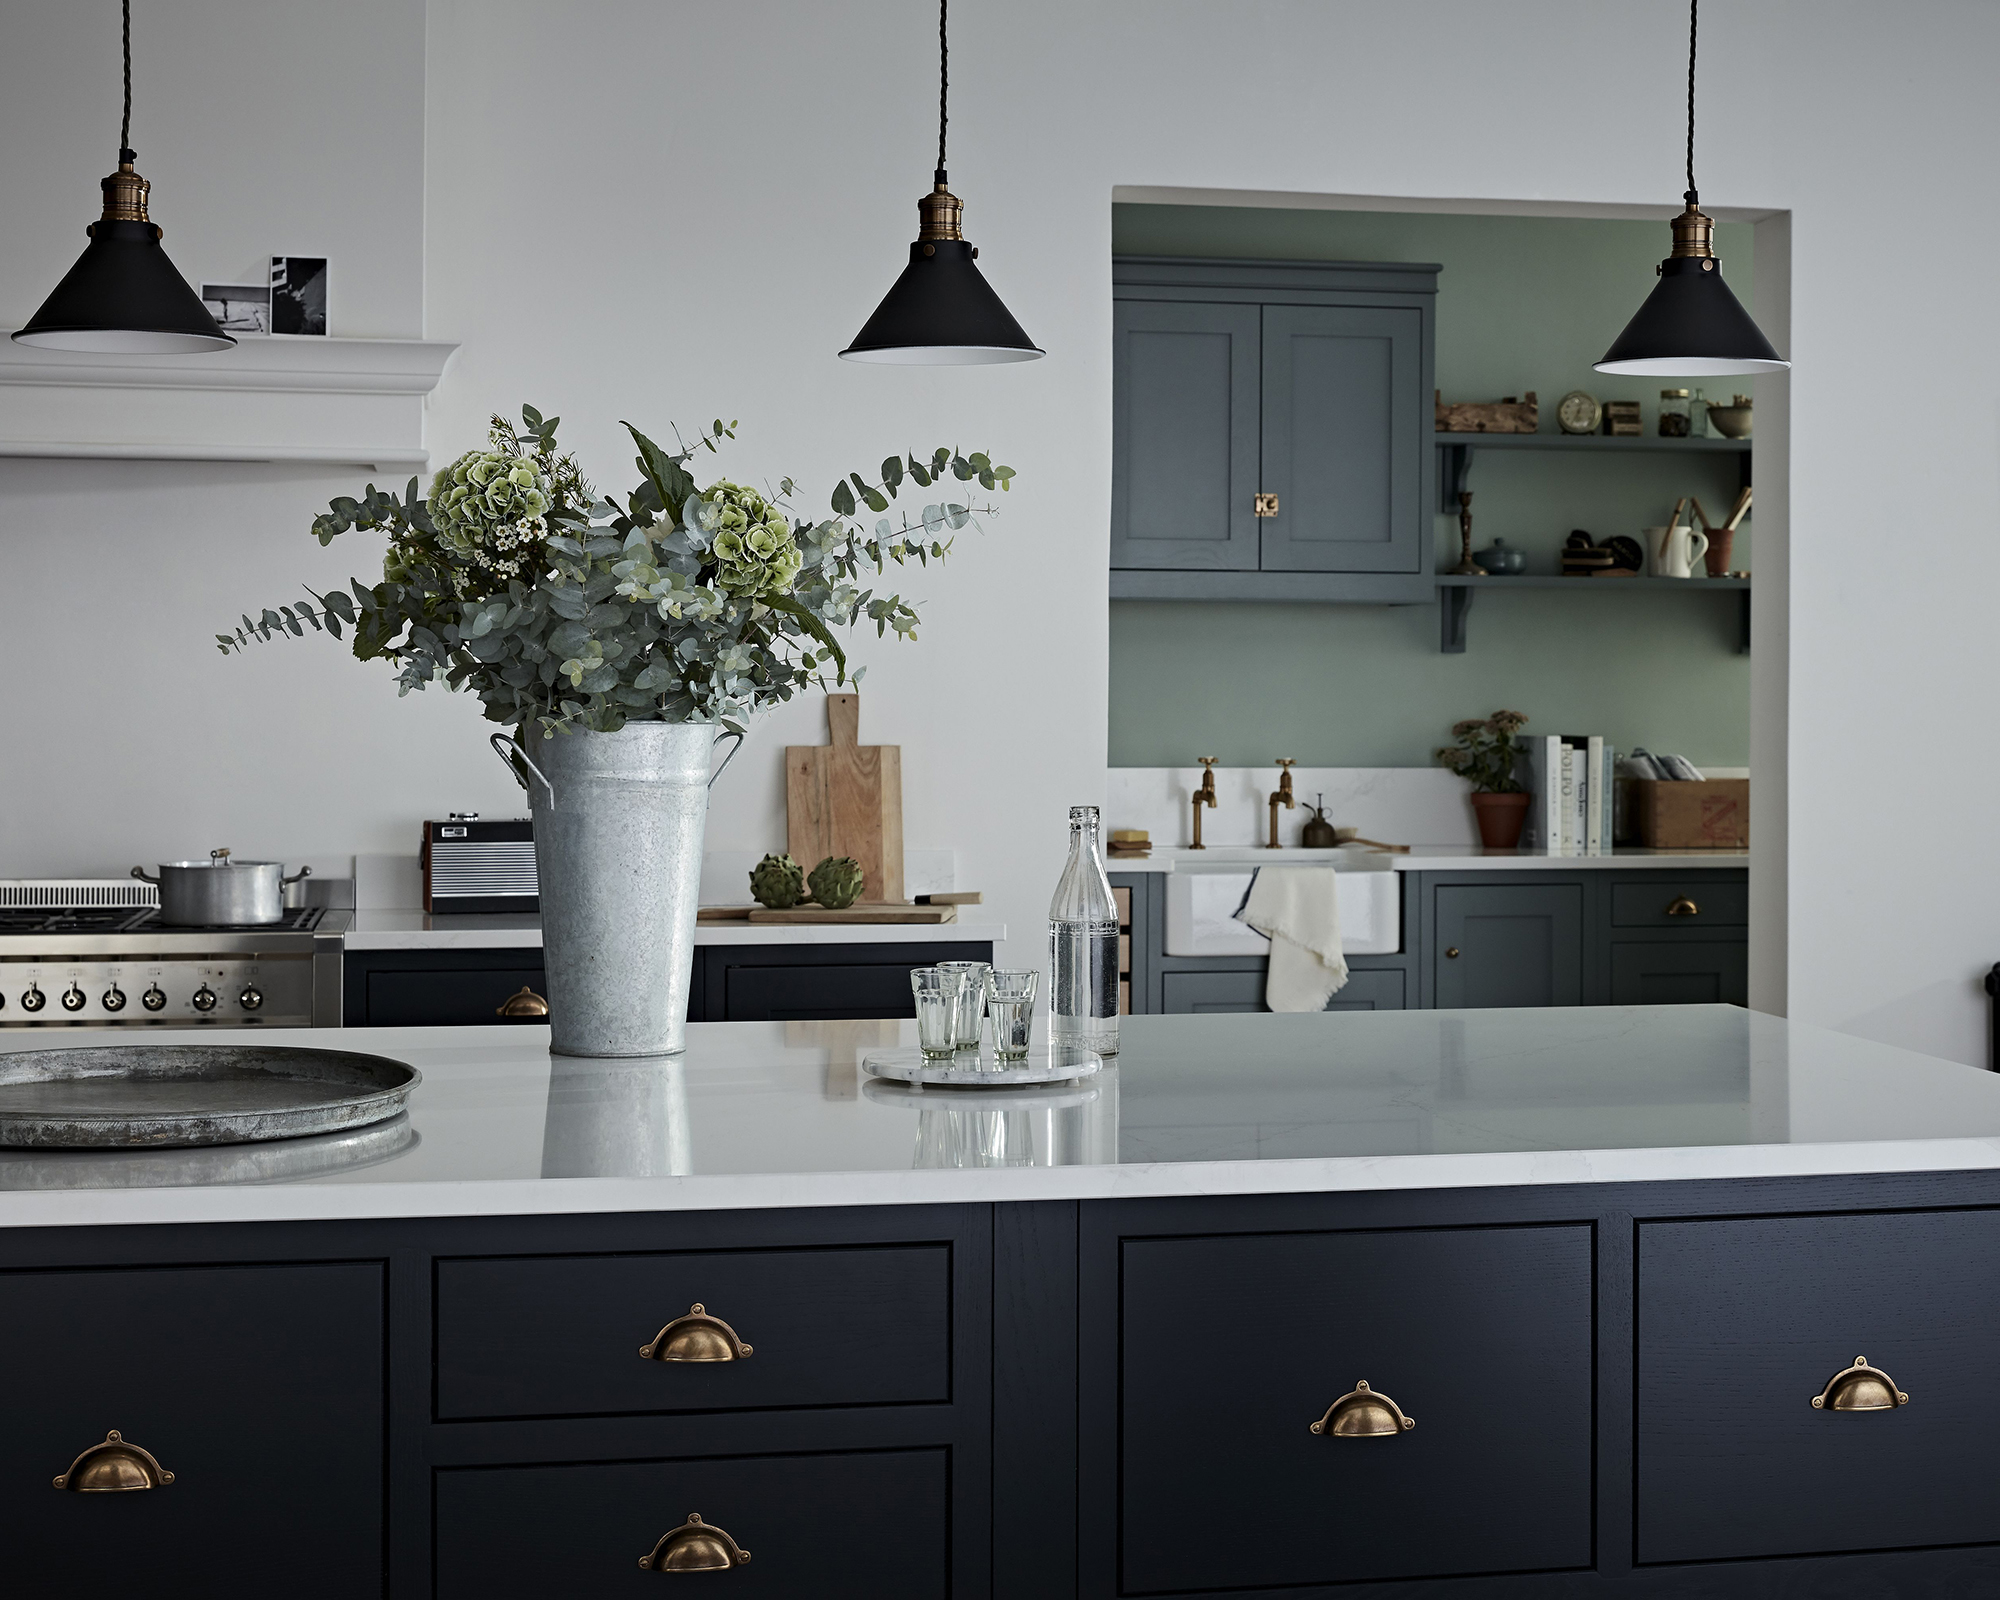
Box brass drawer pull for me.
[640,1303,754,1362]
[496,986,549,1018]
[1666,897,1699,917]
[54,1430,174,1491]
[1310,1379,1415,1436]
[641,1512,751,1571]
[1812,1355,1908,1411]
[1445,947,1460,959]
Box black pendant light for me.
[1595,0,1785,377]
[840,0,1042,364]
[13,0,233,354]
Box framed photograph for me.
[270,256,327,336]
[200,281,271,335]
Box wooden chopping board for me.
[785,692,905,904]
[746,905,955,925]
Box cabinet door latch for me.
[1254,493,1279,518]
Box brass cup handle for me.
[641,1303,754,1362]
[640,1512,751,1571]
[1666,896,1700,917]
[1310,1379,1415,1437]
[1812,1355,1909,1411]
[53,1430,174,1491]
[1445,947,1460,959]
[496,986,549,1019]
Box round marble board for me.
[862,1047,1103,1088]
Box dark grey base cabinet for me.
[1114,868,1748,1013]
[22,1170,2000,1597]
[343,941,993,1026]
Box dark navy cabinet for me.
[1113,868,1749,1014]
[1111,258,1438,601]
[344,940,994,1026]
[11,1170,2000,1595]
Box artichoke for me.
[807,855,865,910]
[748,853,807,909]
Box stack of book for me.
[1517,736,1615,855]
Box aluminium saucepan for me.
[132,848,309,926]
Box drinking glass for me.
[985,970,1039,1059]
[910,967,964,1059]
[937,960,991,1050]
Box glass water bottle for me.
[1050,806,1120,1055]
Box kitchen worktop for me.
[1110,845,1750,872]
[344,910,1007,950]
[0,1006,1991,1228]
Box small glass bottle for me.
[1049,806,1120,1055]
[1688,387,1710,438]
[1658,389,1691,437]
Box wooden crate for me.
[1627,779,1749,848]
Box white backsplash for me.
[1108,768,1482,850]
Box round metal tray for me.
[0,1045,421,1149]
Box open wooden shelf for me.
[1434,573,1750,654]
[1435,430,1752,508]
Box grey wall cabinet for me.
[1433,882,1587,1009]
[1111,257,1439,601]
[1109,299,1261,571]
[1259,304,1425,573]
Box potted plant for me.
[222,406,1014,1057]
[1436,710,1532,849]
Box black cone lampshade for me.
[1594,200,1783,376]
[13,0,232,355]
[14,155,233,353]
[1594,0,1785,378]
[840,0,1041,365]
[841,175,1041,364]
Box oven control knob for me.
[61,984,86,1013]
[20,984,45,1013]
[141,985,168,1012]
[238,985,263,1012]
[191,986,218,1013]
[101,986,127,1012]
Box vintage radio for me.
[421,814,538,914]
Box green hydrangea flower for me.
[428,450,553,579]
[702,480,802,596]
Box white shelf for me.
[0,334,457,470]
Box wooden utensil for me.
[785,693,905,903]
[1722,486,1753,533]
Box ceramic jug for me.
[1644,522,1710,579]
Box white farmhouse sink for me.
[1164,864,1400,957]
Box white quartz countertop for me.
[1109,845,1750,873]
[344,910,1006,950]
[0,1007,1993,1228]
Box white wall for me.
[3,1,1997,1063]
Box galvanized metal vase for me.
[491,723,742,1057]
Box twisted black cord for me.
[1684,0,1697,203]
[936,0,948,179]
[118,0,135,159]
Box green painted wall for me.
[1107,203,1755,770]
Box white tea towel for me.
[1236,868,1348,1012]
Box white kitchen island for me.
[3,1009,1997,1599]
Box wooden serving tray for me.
[744,905,957,925]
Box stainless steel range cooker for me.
[0,882,346,1028]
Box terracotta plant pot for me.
[1470,791,1532,849]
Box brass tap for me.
[1191,758,1218,849]
[1267,759,1297,848]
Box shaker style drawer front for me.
[436,1447,948,1600]
[1118,1224,1593,1592]
[1638,1210,2000,1564]
[0,1262,384,1598]
[436,1244,952,1420]
[1610,879,1749,927]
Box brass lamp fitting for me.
[99,150,153,227]
[1668,194,1716,260]
[917,170,964,243]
